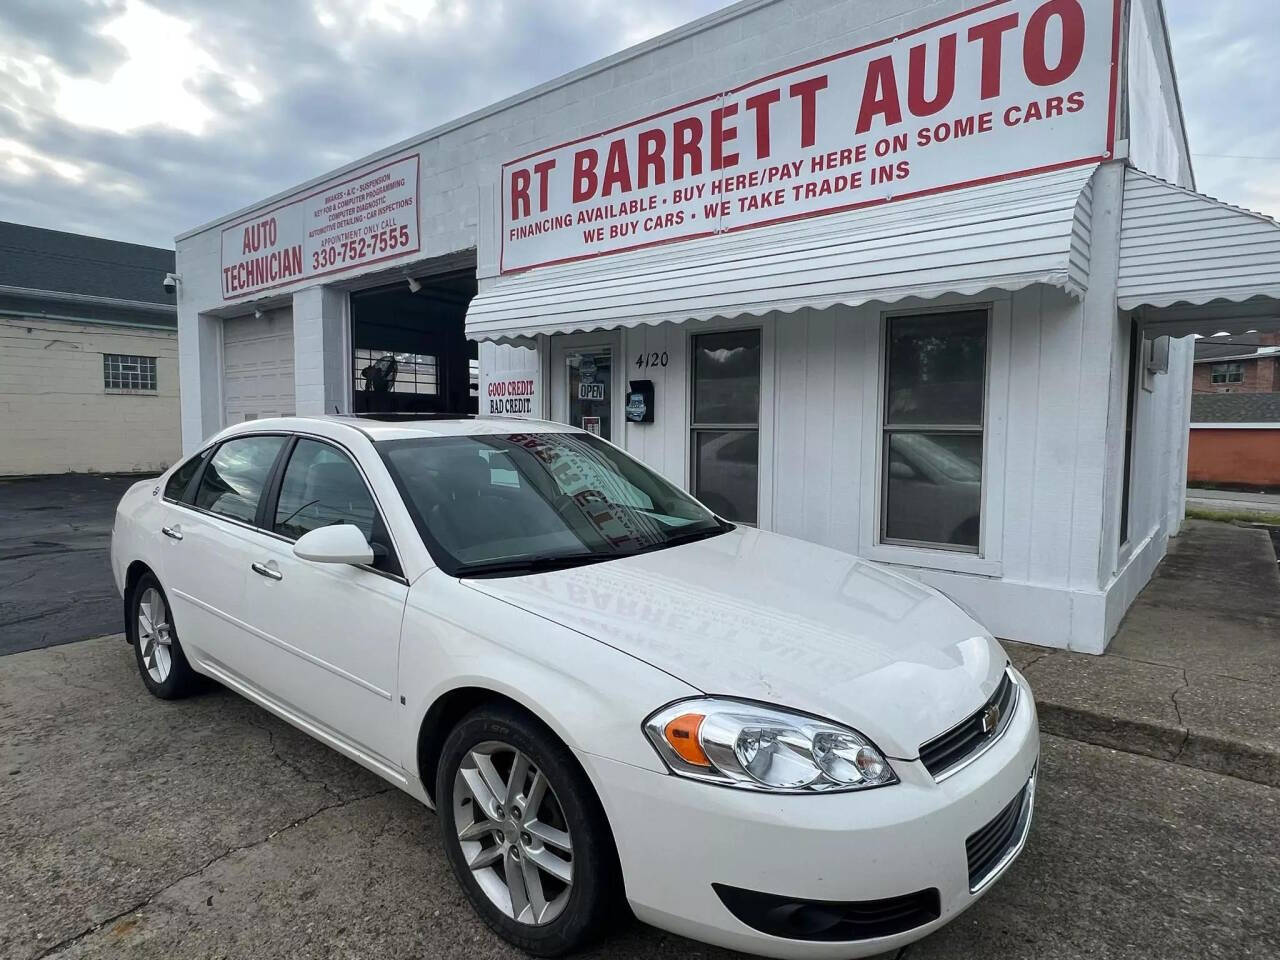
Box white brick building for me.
[173,0,1280,652]
[0,222,180,476]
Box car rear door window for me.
[194,435,287,524]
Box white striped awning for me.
[467,166,1097,343]
[1119,168,1280,312]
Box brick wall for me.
[0,316,180,475]
[1193,353,1280,394]
[1188,428,1280,489]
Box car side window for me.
[274,438,400,575]
[194,435,287,524]
[163,450,207,503]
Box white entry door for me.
[222,310,295,425]
[550,333,622,441]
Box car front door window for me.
[273,438,400,576]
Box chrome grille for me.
[919,668,1017,781]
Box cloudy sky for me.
[1,0,1275,249]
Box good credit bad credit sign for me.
[221,154,421,299]
[481,369,540,417]
[501,0,1119,274]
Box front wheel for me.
[436,705,621,956]
[128,573,200,699]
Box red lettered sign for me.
[501,0,1120,273]
[221,155,421,299]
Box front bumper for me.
[580,669,1040,959]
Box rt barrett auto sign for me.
[500,0,1120,274]
[220,154,421,299]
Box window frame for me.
[688,325,764,526]
[858,298,1008,578]
[353,347,440,397]
[1210,361,1244,385]
[878,308,989,555]
[103,353,158,393]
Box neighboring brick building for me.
[1188,393,1280,491]
[1192,333,1280,394]
[0,221,180,475]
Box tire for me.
[436,704,622,956]
[127,572,200,700]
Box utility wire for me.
[1192,153,1280,161]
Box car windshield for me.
[379,432,728,576]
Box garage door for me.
[222,310,295,425]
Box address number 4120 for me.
[635,352,669,369]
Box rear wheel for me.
[128,573,200,699]
[436,705,621,956]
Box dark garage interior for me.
[350,272,478,416]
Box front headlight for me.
[643,698,897,793]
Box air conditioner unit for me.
[1145,336,1171,375]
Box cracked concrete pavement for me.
[3,636,1279,960]
[1005,519,1280,787]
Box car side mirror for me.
[293,524,375,566]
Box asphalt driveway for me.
[0,473,145,656]
[3,636,1278,960]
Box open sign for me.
[579,382,606,401]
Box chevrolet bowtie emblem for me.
[981,703,1001,735]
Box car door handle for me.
[251,561,283,581]
[161,526,183,541]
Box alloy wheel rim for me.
[137,587,173,683]
[452,741,574,925]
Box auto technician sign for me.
[500,0,1120,273]
[221,154,421,299]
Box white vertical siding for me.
[1127,0,1194,188]
[619,323,688,489]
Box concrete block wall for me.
[0,316,180,475]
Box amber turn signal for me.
[663,713,711,767]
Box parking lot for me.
[2,478,1279,960]
[0,474,139,657]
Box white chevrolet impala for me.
[110,416,1038,959]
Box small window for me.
[274,439,399,574]
[194,435,287,524]
[881,311,987,551]
[163,451,207,503]
[354,348,439,395]
[1210,362,1244,385]
[104,354,157,391]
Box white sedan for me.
[110,416,1038,959]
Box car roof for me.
[214,415,584,445]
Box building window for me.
[103,354,157,391]
[881,311,987,552]
[690,329,761,525]
[353,348,439,396]
[1210,362,1244,384]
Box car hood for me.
[462,526,1008,759]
